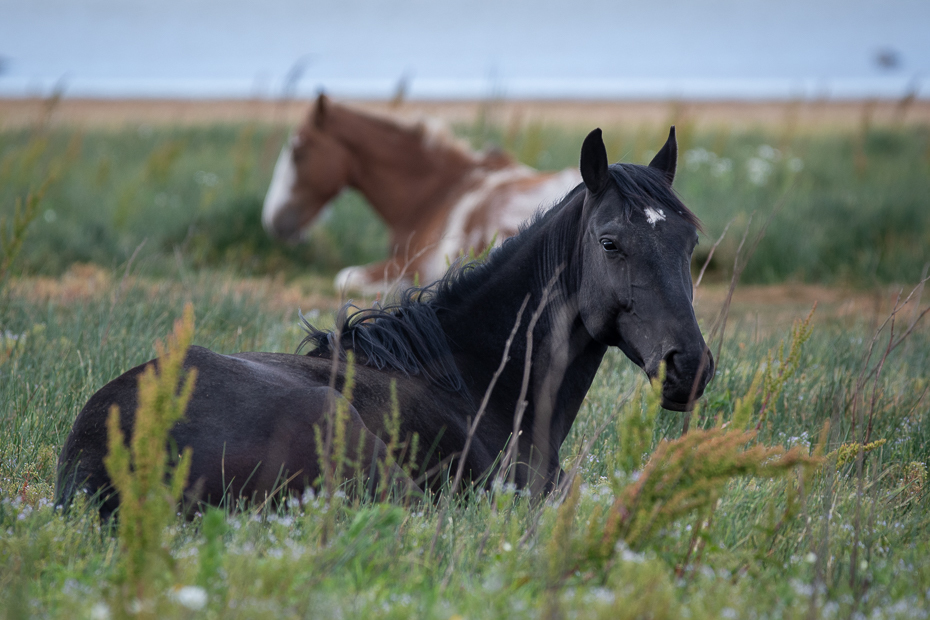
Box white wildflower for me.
[790,579,814,597]
[195,171,219,187]
[614,541,645,564]
[684,148,714,170]
[89,602,111,620]
[590,587,615,604]
[757,144,781,161]
[747,157,773,185]
[711,158,733,177]
[170,585,208,610]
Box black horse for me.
[56,128,714,518]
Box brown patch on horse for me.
[263,97,582,294]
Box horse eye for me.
[600,239,619,253]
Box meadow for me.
[1,102,929,618]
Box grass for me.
[1,264,929,618]
[1,108,929,617]
[0,114,928,286]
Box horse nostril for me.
[266,205,305,242]
[703,348,715,381]
[660,346,714,407]
[662,350,680,381]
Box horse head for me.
[262,94,354,242]
[576,128,713,411]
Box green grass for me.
[1,269,929,618]
[0,124,390,279]
[1,119,928,285]
[1,113,930,618]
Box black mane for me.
[299,162,699,392]
[298,287,466,393]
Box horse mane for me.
[297,186,581,393]
[298,286,466,393]
[331,101,478,162]
[298,162,699,391]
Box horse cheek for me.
[578,257,626,345]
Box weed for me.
[103,304,196,614]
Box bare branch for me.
[694,218,733,290]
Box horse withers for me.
[262,94,581,294]
[57,127,713,519]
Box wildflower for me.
[614,541,645,564]
[194,171,219,187]
[89,602,110,620]
[711,158,733,177]
[684,148,713,170]
[590,587,615,604]
[170,585,208,610]
[757,144,781,161]
[790,579,814,597]
[746,158,773,185]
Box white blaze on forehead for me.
[645,207,666,227]
[262,138,298,233]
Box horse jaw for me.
[262,141,299,240]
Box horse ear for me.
[313,92,329,129]
[648,126,677,185]
[580,128,610,194]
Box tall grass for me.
[1,110,929,617]
[0,120,927,285]
[0,266,928,618]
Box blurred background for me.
[0,0,928,294]
[1,0,928,100]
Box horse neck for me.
[439,193,607,451]
[328,107,479,227]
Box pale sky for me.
[1,0,927,99]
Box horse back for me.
[56,346,480,515]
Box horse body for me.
[262,95,581,294]
[58,128,713,517]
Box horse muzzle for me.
[263,201,309,243]
[655,346,715,412]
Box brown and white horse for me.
[262,94,581,294]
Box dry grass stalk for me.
[595,427,822,559]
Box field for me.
[1,98,930,619]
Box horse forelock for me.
[607,164,703,232]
